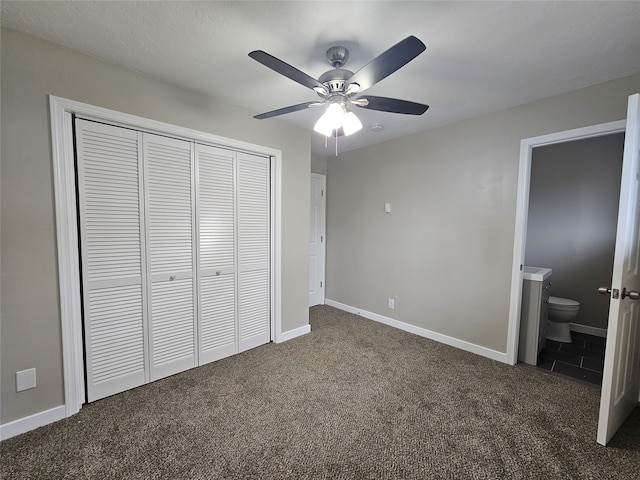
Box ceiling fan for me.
[248,36,429,137]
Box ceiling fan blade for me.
[254,101,323,119]
[354,96,429,115]
[249,50,328,94]
[346,36,426,93]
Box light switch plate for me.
[16,368,36,392]
[384,203,392,213]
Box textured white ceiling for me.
[2,1,639,155]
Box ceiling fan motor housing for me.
[318,68,354,95]
[316,46,356,96]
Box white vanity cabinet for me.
[518,267,552,365]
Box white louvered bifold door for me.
[76,119,148,402]
[196,145,238,364]
[143,134,197,381]
[237,152,271,352]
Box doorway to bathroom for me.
[507,119,627,369]
[508,93,640,446]
[525,132,625,385]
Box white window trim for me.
[49,95,282,417]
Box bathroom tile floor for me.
[536,332,606,387]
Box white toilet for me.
[546,296,580,343]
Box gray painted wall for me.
[525,134,624,330]
[311,154,328,175]
[1,28,311,424]
[326,74,639,353]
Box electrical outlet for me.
[16,368,36,392]
[388,298,395,309]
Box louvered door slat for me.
[145,137,194,277]
[144,134,196,381]
[196,145,237,364]
[237,152,270,352]
[150,279,195,368]
[239,270,270,340]
[197,145,236,272]
[199,275,236,363]
[76,119,146,402]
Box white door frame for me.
[309,173,326,306]
[49,96,283,417]
[506,119,627,365]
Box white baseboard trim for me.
[570,323,607,338]
[0,405,66,441]
[276,324,311,343]
[325,299,508,364]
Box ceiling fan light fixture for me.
[314,102,346,136]
[313,116,335,136]
[342,111,363,136]
[325,102,345,127]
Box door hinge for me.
[320,281,323,288]
[321,235,323,242]
[321,190,324,197]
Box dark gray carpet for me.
[2,305,639,479]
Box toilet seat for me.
[548,296,579,310]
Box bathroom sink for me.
[523,266,552,281]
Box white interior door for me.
[237,152,271,352]
[196,144,237,364]
[143,133,197,381]
[598,93,640,446]
[76,119,147,402]
[309,174,326,306]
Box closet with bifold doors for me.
[75,118,271,403]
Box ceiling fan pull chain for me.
[335,131,338,157]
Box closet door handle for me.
[216,270,222,276]
[169,275,176,281]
